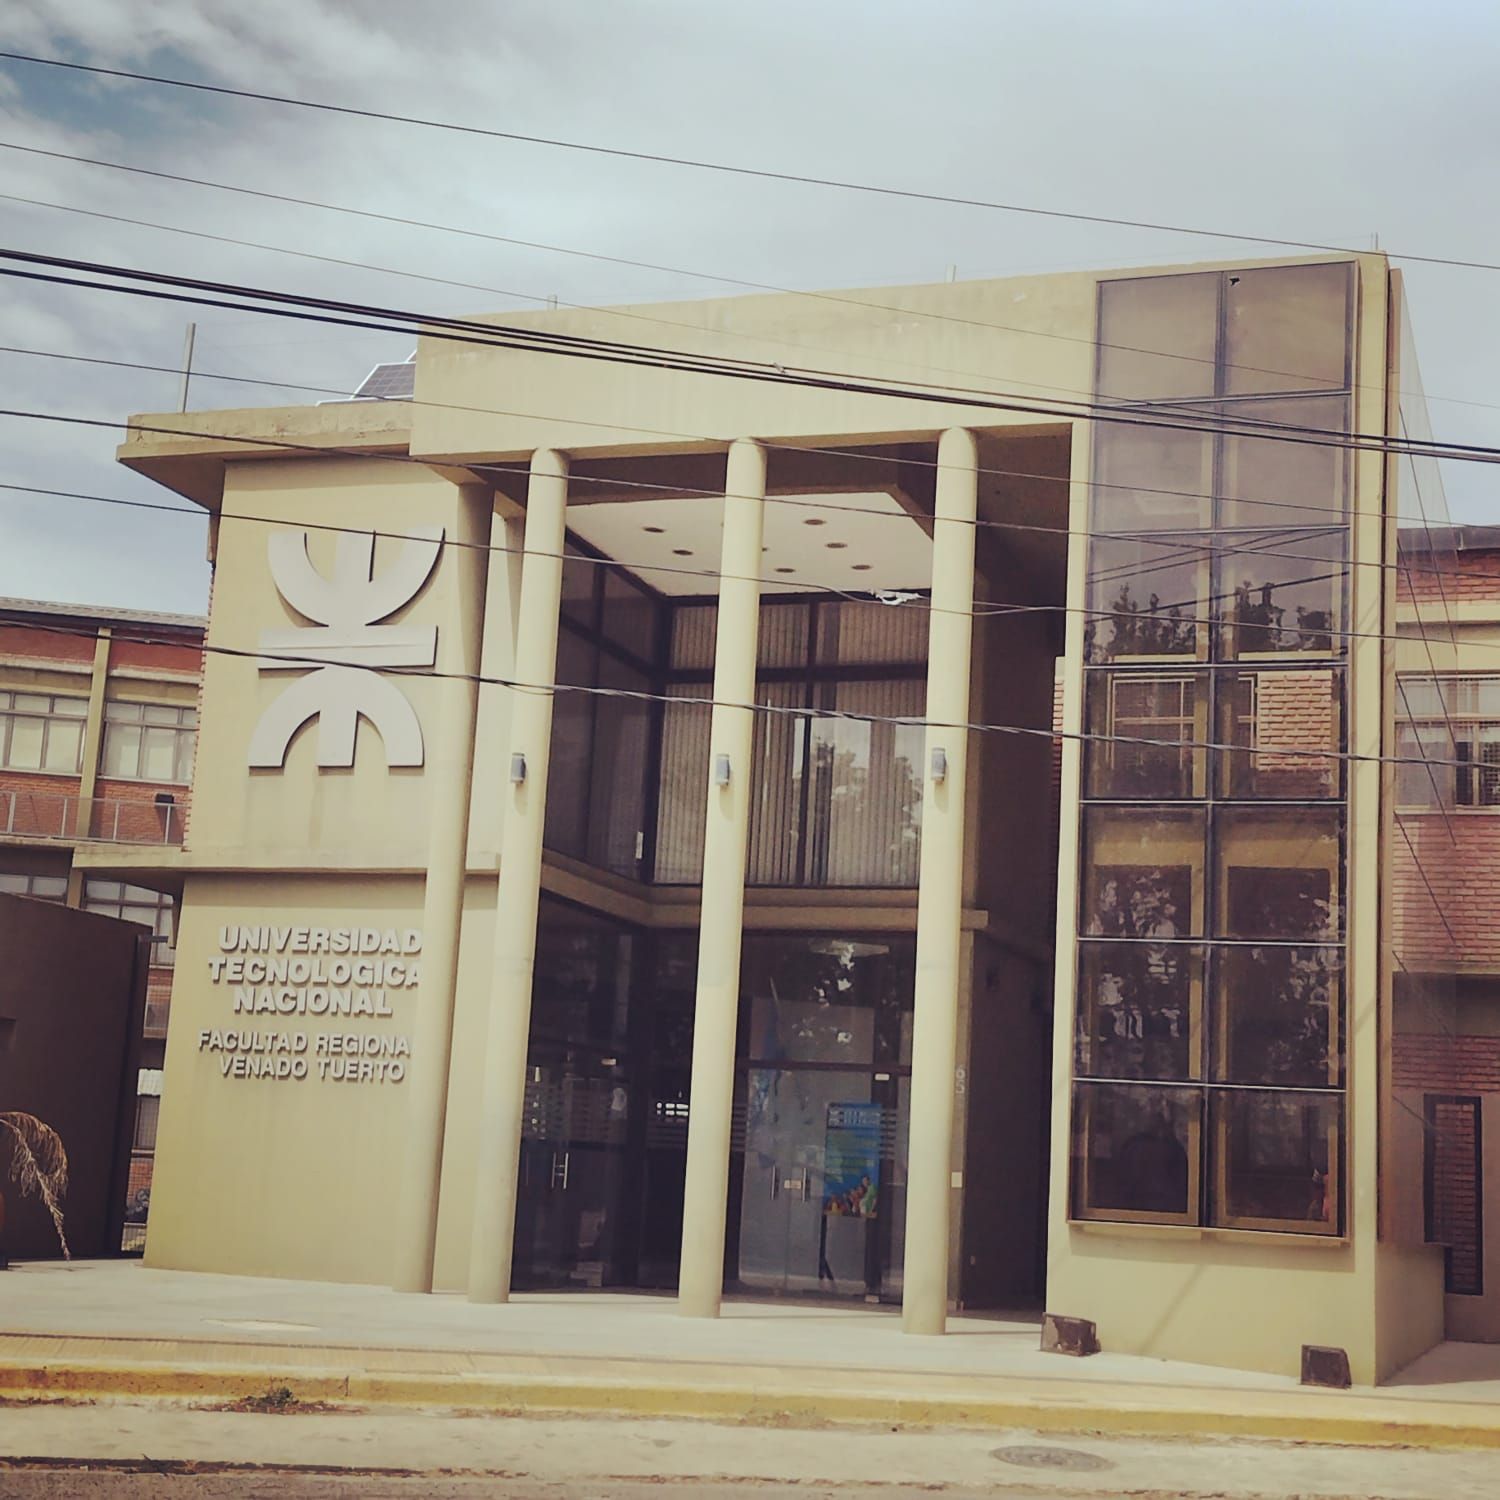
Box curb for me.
[3,1358,1500,1450]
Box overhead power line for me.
[3,49,1498,276]
[3,246,1496,468]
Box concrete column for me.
[468,450,569,1304]
[901,427,979,1336]
[391,482,492,1294]
[677,438,766,1319]
[66,626,112,905]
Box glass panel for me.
[1076,940,1202,1082]
[747,681,805,886]
[1091,420,1212,532]
[542,629,597,859]
[1222,262,1351,397]
[1395,723,1450,808]
[653,688,710,883]
[51,697,88,718]
[815,601,928,665]
[601,570,658,663]
[1213,527,1343,658]
[102,724,141,778]
[1214,946,1342,1088]
[6,715,43,770]
[1080,806,1206,939]
[11,694,49,712]
[1072,1082,1201,1223]
[1084,670,1204,799]
[1218,397,1349,529]
[133,1095,161,1152]
[142,704,180,726]
[106,701,142,722]
[174,732,196,784]
[586,656,651,878]
[532,903,633,1048]
[1218,667,1342,799]
[806,681,924,887]
[757,602,811,668]
[1215,806,1342,941]
[669,605,716,670]
[1210,1090,1341,1234]
[1086,535,1206,664]
[140,727,178,782]
[1097,273,1218,403]
[559,544,597,629]
[42,718,82,773]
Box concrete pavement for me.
[2,1260,1499,1449]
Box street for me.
[0,1403,1494,1499]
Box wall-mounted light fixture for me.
[509,752,527,785]
[930,746,948,784]
[714,753,732,787]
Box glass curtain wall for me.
[542,546,661,879]
[1071,262,1354,1235]
[655,599,926,887]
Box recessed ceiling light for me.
[826,542,848,550]
[643,525,666,534]
[672,548,693,556]
[851,564,872,572]
[803,518,826,527]
[774,566,796,574]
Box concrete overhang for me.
[116,403,417,510]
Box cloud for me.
[1,0,1498,613]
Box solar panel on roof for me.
[351,360,416,400]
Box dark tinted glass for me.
[1218,667,1342,799]
[586,655,651,877]
[1213,527,1343,658]
[1084,670,1204,798]
[601,570,659,663]
[1076,941,1202,1082]
[1214,945,1342,1087]
[1072,1082,1201,1222]
[1081,807,1205,939]
[1214,806,1342,941]
[542,628,597,858]
[1086,535,1205,664]
[1209,1089,1341,1233]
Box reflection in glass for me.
[1219,667,1341,799]
[806,681,924,887]
[1210,1089,1340,1234]
[1222,262,1352,397]
[653,688,710,883]
[560,545,597,629]
[1218,398,1349,529]
[532,899,634,1047]
[543,629,598,859]
[1216,806,1341,941]
[1072,1082,1200,1223]
[1215,946,1342,1088]
[1096,273,1218,403]
[586,655,651,877]
[1081,807,1205,938]
[601,570,659,663]
[1214,528,1343,658]
[1086,536,1205,663]
[1091,420,1212,532]
[1085,671,1203,799]
[1076,941,1201,1081]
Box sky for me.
[2,0,1499,616]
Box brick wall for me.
[1400,549,1500,605]
[1427,1096,1482,1293]
[91,776,192,845]
[1394,1033,1500,1094]
[1392,813,1500,968]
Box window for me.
[0,871,67,902]
[101,702,196,783]
[132,1094,161,1153]
[84,879,175,967]
[1425,1095,1483,1296]
[1074,263,1353,1236]
[654,600,926,888]
[1397,676,1500,809]
[0,691,86,773]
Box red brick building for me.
[0,597,204,1247]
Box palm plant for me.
[0,1112,70,1260]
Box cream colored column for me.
[677,438,767,1319]
[391,482,491,1294]
[901,427,979,1336]
[468,451,569,1304]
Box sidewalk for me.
[3,1260,1499,1448]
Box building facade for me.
[0,598,204,1242]
[113,251,1454,1382]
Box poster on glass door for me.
[823,1102,881,1218]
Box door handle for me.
[770,1164,780,1201]
[551,1150,570,1190]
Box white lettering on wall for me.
[200,925,421,1086]
[248,527,443,769]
